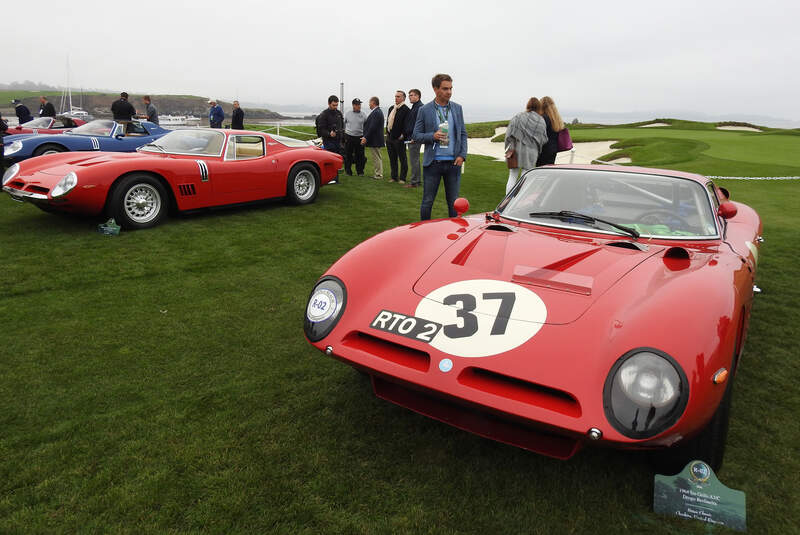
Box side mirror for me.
[718,201,737,219]
[718,187,730,200]
[454,197,469,217]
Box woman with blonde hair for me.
[536,95,564,166]
[504,97,548,193]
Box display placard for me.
[653,460,746,531]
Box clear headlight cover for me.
[51,172,78,198]
[603,349,688,439]
[5,140,23,156]
[2,163,19,185]
[304,276,347,342]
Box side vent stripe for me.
[196,160,209,182]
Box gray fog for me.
[6,0,799,126]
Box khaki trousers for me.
[369,147,383,178]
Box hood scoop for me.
[414,226,662,324]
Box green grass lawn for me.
[1,133,798,533]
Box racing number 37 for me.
[443,292,516,338]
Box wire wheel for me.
[293,169,316,201]
[123,183,162,224]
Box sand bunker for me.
[639,122,671,127]
[467,127,620,165]
[716,125,761,132]
[606,157,632,164]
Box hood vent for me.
[606,241,648,251]
[485,224,516,232]
[178,184,197,196]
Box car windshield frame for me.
[496,168,721,240]
[20,118,54,128]
[138,129,225,157]
[66,119,117,137]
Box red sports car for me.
[2,128,342,229]
[8,115,86,134]
[304,165,762,472]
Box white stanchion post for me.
[570,149,575,164]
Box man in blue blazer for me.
[361,96,385,179]
[412,73,467,220]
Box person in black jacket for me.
[12,100,33,124]
[317,95,344,154]
[38,96,56,118]
[0,112,8,168]
[404,89,424,187]
[231,100,244,129]
[360,96,385,179]
[111,92,136,122]
[385,90,410,183]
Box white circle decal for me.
[306,288,337,322]
[439,358,453,372]
[414,279,547,358]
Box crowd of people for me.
[315,73,468,220]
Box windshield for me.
[69,119,116,136]
[271,134,312,148]
[21,118,52,128]
[139,129,225,155]
[497,168,718,238]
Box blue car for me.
[2,119,169,165]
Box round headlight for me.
[2,163,19,185]
[603,348,688,439]
[51,171,78,198]
[304,276,347,342]
[5,140,23,156]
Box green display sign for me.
[653,460,746,531]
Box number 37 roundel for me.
[370,279,548,358]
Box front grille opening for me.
[27,185,50,194]
[458,367,581,417]
[10,181,25,188]
[342,331,430,372]
[372,376,581,459]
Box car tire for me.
[286,163,320,205]
[651,370,733,474]
[109,174,168,229]
[33,144,65,157]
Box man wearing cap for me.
[12,99,33,125]
[343,98,367,176]
[208,99,224,128]
[39,96,56,118]
[111,92,136,122]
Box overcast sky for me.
[7,0,799,124]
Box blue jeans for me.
[420,160,461,220]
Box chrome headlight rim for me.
[51,171,78,198]
[603,347,689,439]
[303,275,347,343]
[2,163,20,185]
[5,140,23,156]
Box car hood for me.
[412,223,663,325]
[18,152,161,179]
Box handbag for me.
[557,128,573,152]
[505,149,518,169]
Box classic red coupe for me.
[304,165,762,472]
[8,116,86,134]
[2,128,342,229]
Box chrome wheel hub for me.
[124,183,161,223]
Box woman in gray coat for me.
[505,97,548,193]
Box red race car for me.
[8,115,86,135]
[2,128,342,229]
[304,165,762,472]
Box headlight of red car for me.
[304,276,347,342]
[603,349,688,439]
[51,172,78,198]
[2,163,19,185]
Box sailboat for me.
[58,57,94,121]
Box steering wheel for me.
[638,210,690,229]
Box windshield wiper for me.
[528,210,640,239]
[141,143,166,153]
